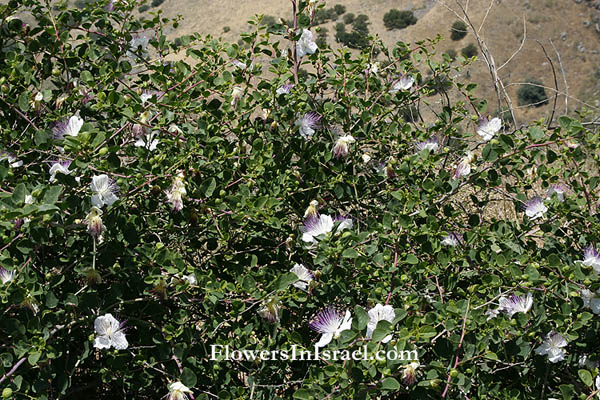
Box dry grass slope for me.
[151,0,600,122]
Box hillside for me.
[148,0,600,124]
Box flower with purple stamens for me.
[582,246,600,273]
[498,293,533,317]
[91,174,119,208]
[416,137,439,153]
[49,160,71,183]
[477,116,502,142]
[332,135,356,158]
[524,196,547,220]
[0,267,15,284]
[309,307,352,348]
[295,112,321,139]
[290,263,314,290]
[441,232,462,247]
[546,183,570,201]
[301,214,334,243]
[93,313,128,350]
[276,83,295,95]
[390,74,415,93]
[535,331,567,363]
[402,362,420,385]
[52,115,83,139]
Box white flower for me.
[53,115,84,139]
[167,173,187,211]
[93,313,128,350]
[366,304,395,343]
[231,86,243,106]
[134,132,159,151]
[0,267,16,284]
[49,160,71,182]
[485,307,501,321]
[334,216,353,232]
[301,214,334,243]
[332,135,356,158]
[290,263,314,290]
[0,151,23,168]
[390,75,415,93]
[454,152,474,179]
[24,195,34,205]
[309,308,352,348]
[524,197,547,220]
[85,206,104,238]
[168,381,192,400]
[362,153,372,163]
[477,117,502,142]
[296,29,318,58]
[579,354,598,370]
[295,112,321,139]
[368,62,380,75]
[498,293,533,317]
[276,84,295,95]
[581,289,600,314]
[441,232,462,247]
[402,361,420,385]
[582,246,600,273]
[545,184,569,201]
[535,331,568,363]
[127,35,149,59]
[91,174,119,208]
[416,137,439,153]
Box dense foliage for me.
[383,9,417,31]
[450,21,467,41]
[518,80,550,107]
[1,0,600,399]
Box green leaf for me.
[293,389,313,400]
[181,367,197,387]
[354,306,369,331]
[12,183,26,205]
[371,320,393,342]
[200,178,216,197]
[28,352,41,366]
[578,369,593,387]
[45,291,59,308]
[43,186,63,204]
[342,248,359,258]
[273,272,299,290]
[405,254,418,264]
[381,377,400,390]
[18,91,29,112]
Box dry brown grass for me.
[152,0,600,121]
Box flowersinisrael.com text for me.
[210,344,418,362]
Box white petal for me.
[111,331,129,350]
[315,332,333,348]
[94,335,112,349]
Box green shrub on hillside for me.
[518,80,550,106]
[451,20,468,40]
[383,9,417,30]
